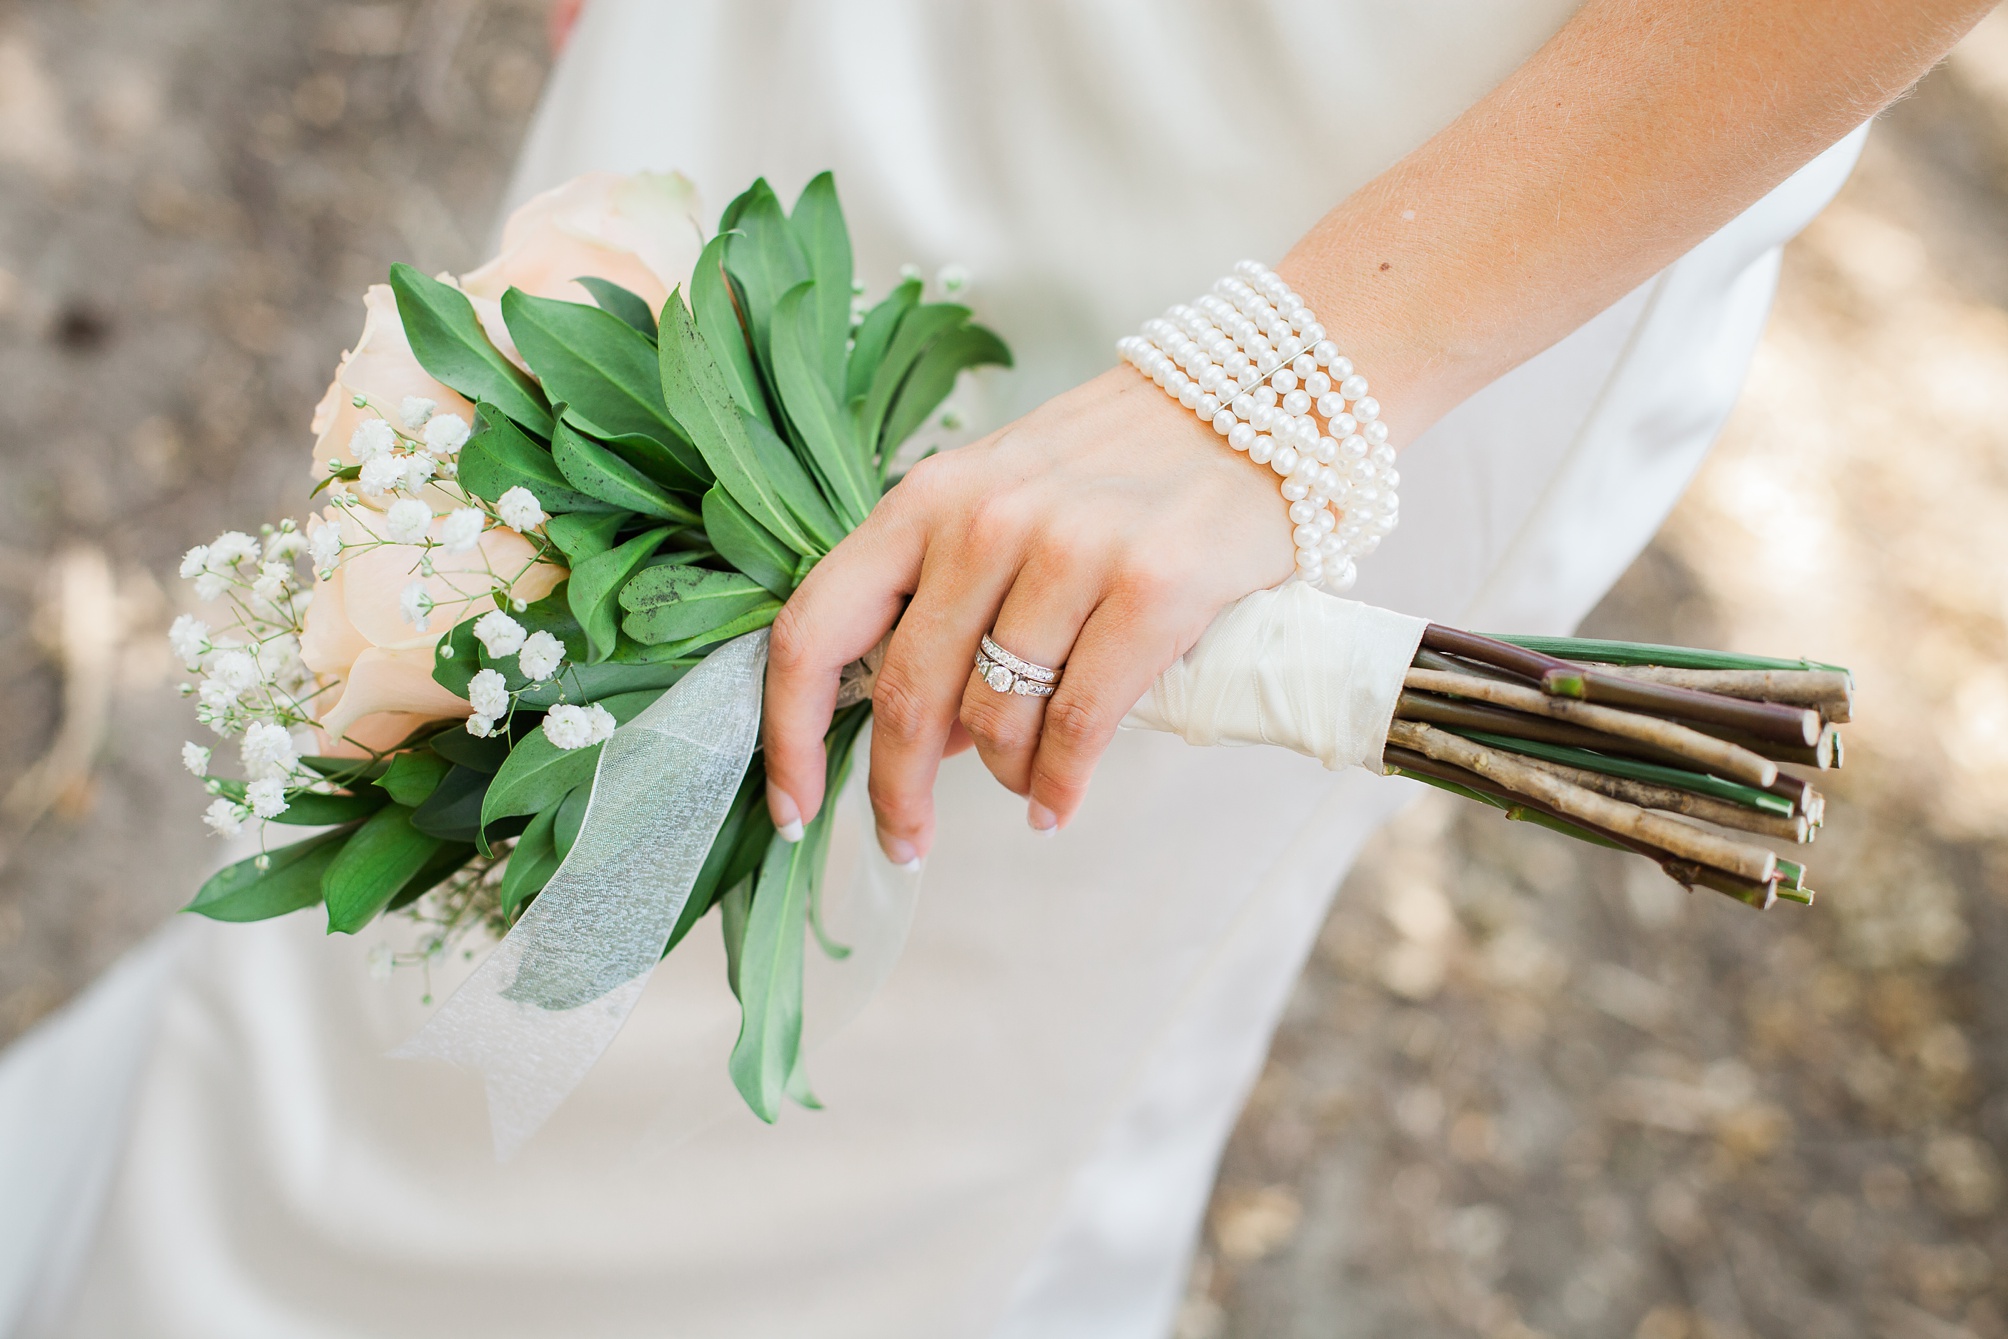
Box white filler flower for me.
[399,580,433,632]
[168,614,210,666]
[400,396,436,431]
[239,720,299,780]
[245,778,290,820]
[358,454,405,497]
[423,413,471,456]
[464,714,497,738]
[473,610,526,658]
[181,742,211,777]
[349,419,396,462]
[495,486,547,532]
[517,630,564,681]
[439,507,485,554]
[385,498,433,544]
[541,702,616,750]
[466,668,509,720]
[203,797,246,837]
[307,521,342,571]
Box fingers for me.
[957,538,1103,802]
[763,491,927,835]
[1024,575,1197,830]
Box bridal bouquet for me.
[171,170,1006,1120]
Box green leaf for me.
[616,599,781,662]
[322,805,445,934]
[185,827,352,922]
[719,877,753,999]
[518,582,588,666]
[728,825,824,1121]
[595,428,711,496]
[385,840,477,912]
[409,765,491,842]
[268,788,387,826]
[432,615,482,698]
[458,406,618,515]
[376,750,453,807]
[741,412,847,549]
[657,292,823,555]
[618,564,773,646]
[718,179,808,379]
[703,485,795,597]
[500,288,687,447]
[691,231,773,428]
[430,725,511,774]
[572,276,657,339]
[515,659,691,708]
[846,278,920,403]
[499,806,561,919]
[553,782,591,860]
[787,172,853,398]
[477,689,666,832]
[551,417,697,524]
[569,527,671,663]
[859,302,971,454]
[389,264,553,437]
[879,323,1011,453]
[544,512,626,567]
[772,282,875,527]
[669,761,768,955]
[300,756,389,783]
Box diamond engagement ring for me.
[975,634,1060,697]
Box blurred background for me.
[1,3,2005,1336]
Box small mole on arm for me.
[1379,262,1391,271]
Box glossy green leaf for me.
[457,406,617,515]
[573,276,656,339]
[323,805,444,934]
[477,689,666,832]
[657,293,820,554]
[620,599,781,662]
[553,782,591,860]
[376,750,453,807]
[595,427,711,496]
[268,788,387,826]
[498,806,560,920]
[500,288,685,446]
[618,564,772,646]
[787,172,853,398]
[691,232,773,428]
[432,614,482,698]
[300,756,389,783]
[430,725,511,774]
[551,417,698,524]
[544,512,626,567]
[388,264,552,437]
[668,762,768,956]
[702,485,795,597]
[185,827,352,922]
[718,179,807,377]
[515,660,691,708]
[858,303,970,453]
[773,282,875,527]
[385,840,477,913]
[846,278,920,403]
[517,582,588,667]
[879,323,1012,452]
[568,527,671,663]
[409,765,491,842]
[728,824,825,1121]
[719,877,753,999]
[742,412,846,549]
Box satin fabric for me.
[11,3,1866,1334]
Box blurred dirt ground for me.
[2,4,2006,1337]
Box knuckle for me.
[767,603,815,672]
[870,667,936,742]
[965,493,1029,556]
[1039,693,1109,758]
[960,694,1037,757]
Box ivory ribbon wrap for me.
[404,585,1424,1156]
[1125,582,1429,772]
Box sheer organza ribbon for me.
[403,584,1424,1157]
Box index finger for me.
[763,497,925,836]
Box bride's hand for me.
[762,365,1295,864]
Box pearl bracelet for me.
[1117,260,1398,592]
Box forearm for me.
[1282,0,1992,440]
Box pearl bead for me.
[1228,423,1255,452]
[1340,434,1367,461]
[1370,442,1396,468]
[1211,409,1236,435]
[1231,394,1256,420]
[1289,500,1320,525]
[1325,559,1357,592]
[1281,480,1311,501]
[1353,396,1380,422]
[1271,445,1300,476]
[1328,412,1358,438]
[1254,385,1279,408]
[1248,435,1275,464]
[1293,522,1322,549]
[1317,465,1341,496]
[1312,340,1339,366]
[1328,356,1353,379]
[1363,420,1390,446]
[1197,392,1222,418]
[1339,375,1369,400]
[1282,389,1312,416]
[1312,436,1337,465]
[1315,507,1335,532]
[1292,354,1318,379]
[1304,371,1331,397]
[1295,547,1322,571]
[1249,404,1276,432]
[1315,392,1345,419]
[1302,323,1325,344]
[1382,468,1400,491]
[1177,382,1200,408]
[1270,367,1297,393]
[1235,365,1261,391]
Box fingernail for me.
[770,787,804,844]
[1027,801,1058,834]
[895,855,922,873]
[879,830,918,867]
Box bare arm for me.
[765,0,1995,857]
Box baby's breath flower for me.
[264,529,306,563]
[179,545,210,579]
[239,720,299,781]
[472,610,526,658]
[193,572,227,602]
[168,613,210,665]
[936,262,970,294]
[203,797,247,837]
[208,648,261,696]
[307,520,341,571]
[252,560,294,604]
[439,507,485,555]
[494,486,546,532]
[422,413,471,456]
[400,454,437,494]
[464,713,497,738]
[541,701,615,750]
[245,778,289,820]
[206,531,261,571]
[366,943,396,979]
[400,397,437,431]
[518,630,564,681]
[349,419,396,462]
[358,454,405,497]
[181,741,211,777]
[467,668,509,719]
[399,580,434,632]
[385,498,432,545]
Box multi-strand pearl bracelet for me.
[1117,260,1398,592]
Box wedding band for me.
[976,634,1060,697]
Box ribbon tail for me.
[393,630,770,1159]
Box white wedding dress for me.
[3,3,1866,1336]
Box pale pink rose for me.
[300,505,564,753]
[458,171,706,364]
[309,284,476,495]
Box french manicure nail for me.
[880,832,918,867]
[1027,801,1058,834]
[895,855,922,873]
[770,787,804,844]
